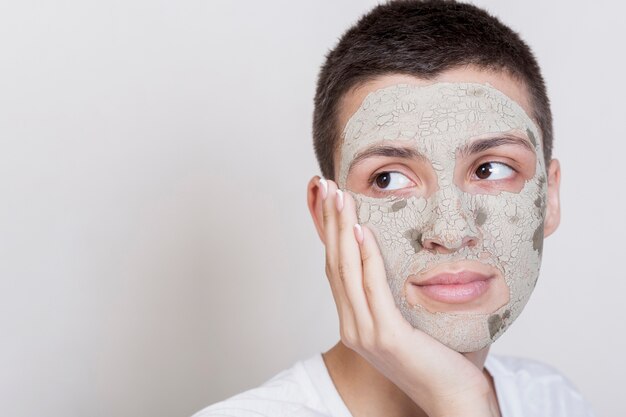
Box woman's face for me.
[336,70,547,352]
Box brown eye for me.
[475,163,493,179]
[375,172,391,188]
[474,162,514,180]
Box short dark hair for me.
[312,0,552,180]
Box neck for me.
[322,341,493,417]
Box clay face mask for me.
[338,82,547,352]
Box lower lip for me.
[414,280,491,304]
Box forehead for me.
[343,82,534,140]
[337,69,534,131]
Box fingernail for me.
[319,177,328,200]
[335,189,344,212]
[353,224,363,244]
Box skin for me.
[306,66,561,417]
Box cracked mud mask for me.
[338,82,547,352]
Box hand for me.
[318,177,499,417]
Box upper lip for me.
[414,270,494,286]
[407,261,498,286]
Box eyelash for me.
[471,160,518,182]
[367,171,385,190]
[367,171,412,193]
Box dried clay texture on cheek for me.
[341,83,548,352]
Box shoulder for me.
[191,355,334,417]
[486,354,596,417]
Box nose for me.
[419,188,480,254]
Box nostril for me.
[464,236,479,248]
[421,238,452,254]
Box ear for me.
[307,176,327,244]
[543,159,561,238]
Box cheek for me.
[477,183,546,277]
[353,194,430,275]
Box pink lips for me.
[411,271,494,304]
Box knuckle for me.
[360,246,373,263]
[337,262,351,282]
[322,209,333,225]
[324,262,333,278]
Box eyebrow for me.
[457,134,535,157]
[347,134,534,173]
[348,144,426,173]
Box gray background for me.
[0,1,623,416]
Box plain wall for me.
[0,1,623,416]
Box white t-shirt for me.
[193,354,595,417]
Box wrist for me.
[428,384,499,417]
